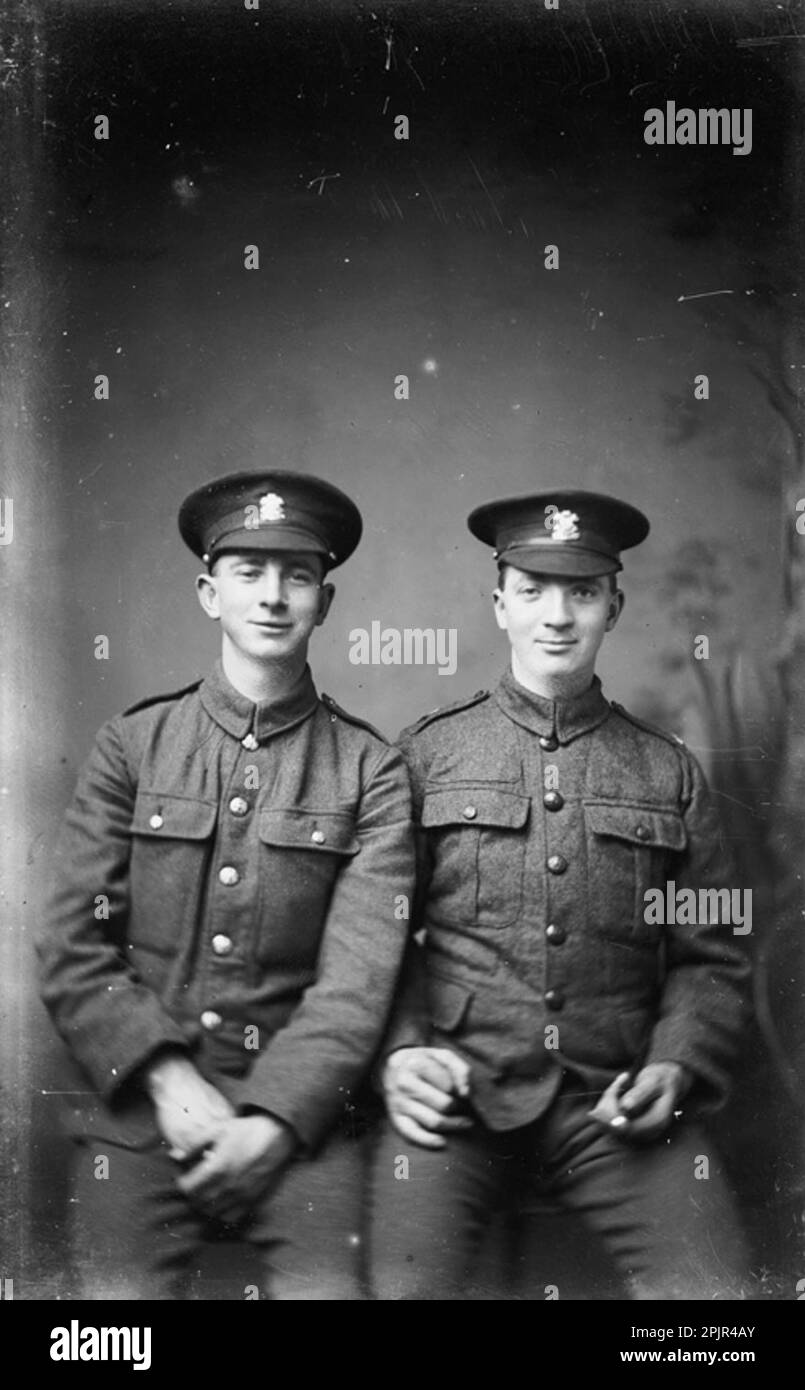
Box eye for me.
[573,585,595,599]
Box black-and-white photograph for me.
[2,0,804,1325]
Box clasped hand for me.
[145,1055,296,1223]
[589,1061,692,1141]
[382,1046,473,1149]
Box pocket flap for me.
[422,787,530,831]
[131,792,217,840]
[427,972,474,1032]
[584,801,687,851]
[259,808,360,855]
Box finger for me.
[623,1095,674,1137]
[392,1075,462,1112]
[392,1097,473,1134]
[176,1151,225,1197]
[390,1112,447,1150]
[607,1071,632,1099]
[589,1073,632,1125]
[593,1073,630,1109]
[172,1137,213,1165]
[429,1049,471,1096]
[619,1076,664,1118]
[404,1055,458,1092]
[385,1052,455,1094]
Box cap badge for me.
[546,507,581,542]
[258,492,286,523]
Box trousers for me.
[369,1081,751,1300]
[70,1126,368,1300]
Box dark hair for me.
[496,563,618,594]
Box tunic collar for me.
[494,667,610,744]
[200,659,320,745]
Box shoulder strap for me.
[320,692,388,743]
[400,689,489,739]
[609,700,685,748]
[122,678,203,718]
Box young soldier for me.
[38,471,414,1300]
[370,490,751,1300]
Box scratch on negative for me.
[467,157,504,227]
[677,290,735,302]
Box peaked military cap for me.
[178,470,363,569]
[467,489,649,576]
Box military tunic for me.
[385,667,749,1122]
[38,660,414,1154]
[370,669,752,1300]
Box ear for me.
[605,587,625,632]
[492,587,508,632]
[314,581,335,627]
[195,572,220,622]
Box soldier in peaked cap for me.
[178,470,364,570]
[370,488,752,1301]
[38,470,414,1300]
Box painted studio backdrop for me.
[2,0,804,1296]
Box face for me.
[196,550,334,666]
[493,566,623,694]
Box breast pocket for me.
[129,792,218,953]
[257,808,360,964]
[583,801,687,942]
[421,786,531,927]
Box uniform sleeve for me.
[233,743,415,1149]
[644,748,753,1108]
[372,731,433,1060]
[36,718,190,1101]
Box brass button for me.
[229,797,249,817]
[200,1010,222,1031]
[635,824,651,842]
[546,854,567,875]
[218,865,239,886]
[462,805,478,820]
[241,733,259,751]
[543,792,564,812]
[212,934,233,956]
[311,830,326,845]
[539,735,558,752]
[148,813,164,830]
[544,988,565,1011]
[546,923,566,944]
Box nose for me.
[541,585,573,629]
[257,564,288,607]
